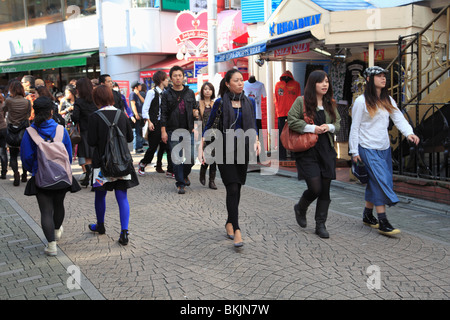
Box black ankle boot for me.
[363,209,379,228]
[378,218,400,236]
[209,180,217,189]
[199,165,207,185]
[13,171,20,186]
[294,196,313,228]
[119,230,129,245]
[315,199,331,238]
[89,222,105,234]
[80,165,91,187]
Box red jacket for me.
[274,71,301,118]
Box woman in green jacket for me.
[287,70,340,238]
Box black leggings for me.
[302,176,332,202]
[225,183,242,232]
[36,189,67,242]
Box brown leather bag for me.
[280,112,318,153]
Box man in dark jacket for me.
[99,74,125,112]
[161,66,198,194]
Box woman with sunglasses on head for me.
[287,70,340,239]
[199,69,260,247]
[349,66,419,236]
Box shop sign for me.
[364,49,385,62]
[175,10,208,59]
[274,42,310,57]
[274,47,291,57]
[292,42,310,54]
[269,14,321,36]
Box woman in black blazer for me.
[87,85,139,246]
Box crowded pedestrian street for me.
[1,154,449,303]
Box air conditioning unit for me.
[225,0,241,10]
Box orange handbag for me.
[280,113,318,152]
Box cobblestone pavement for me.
[1,154,449,302]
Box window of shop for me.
[132,0,160,8]
[0,0,96,30]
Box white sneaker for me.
[55,226,63,241]
[44,241,57,256]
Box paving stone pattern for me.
[0,156,449,300]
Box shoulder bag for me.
[280,98,318,153]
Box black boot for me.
[208,166,217,189]
[80,165,91,187]
[294,196,313,228]
[199,164,207,185]
[21,172,27,182]
[315,199,331,238]
[119,230,129,245]
[378,218,400,236]
[13,171,20,186]
[89,222,105,234]
[363,208,379,228]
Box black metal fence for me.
[390,102,450,181]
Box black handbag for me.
[6,120,29,147]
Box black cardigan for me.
[87,108,133,167]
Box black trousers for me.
[0,128,7,175]
[141,121,173,171]
[36,189,67,242]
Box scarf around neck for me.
[222,91,256,133]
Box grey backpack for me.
[27,125,72,190]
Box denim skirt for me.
[358,146,399,207]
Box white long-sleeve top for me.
[142,86,164,121]
[349,94,414,156]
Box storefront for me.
[0,50,99,93]
[215,0,435,160]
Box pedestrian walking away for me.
[199,69,260,248]
[2,80,31,186]
[287,70,341,238]
[20,96,81,256]
[160,66,198,195]
[139,70,173,176]
[87,85,139,246]
[197,82,217,190]
[72,77,98,187]
[0,93,8,179]
[349,66,420,236]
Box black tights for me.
[36,190,67,242]
[302,176,332,202]
[225,183,242,232]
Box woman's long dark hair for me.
[218,69,242,98]
[364,74,395,117]
[200,82,215,100]
[303,70,336,122]
[76,77,94,103]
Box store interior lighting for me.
[313,47,332,56]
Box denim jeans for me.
[167,130,195,187]
[133,117,144,150]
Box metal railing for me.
[386,4,450,181]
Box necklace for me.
[232,100,241,108]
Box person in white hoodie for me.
[349,66,420,236]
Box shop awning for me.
[215,40,267,63]
[140,56,192,78]
[215,24,325,63]
[0,51,97,74]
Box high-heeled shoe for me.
[225,223,234,240]
[89,222,105,234]
[118,230,129,245]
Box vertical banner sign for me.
[175,10,209,59]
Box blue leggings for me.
[95,189,130,230]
